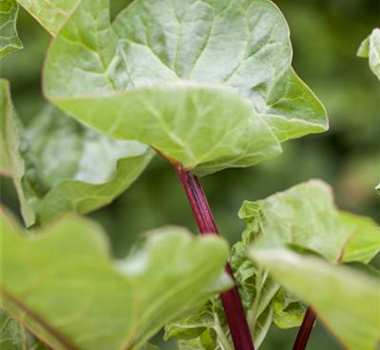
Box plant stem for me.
[175,164,256,350]
[292,307,316,350]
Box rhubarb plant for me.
[1,1,379,350]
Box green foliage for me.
[1,79,153,226]
[15,0,79,36]
[43,0,327,175]
[252,250,380,350]
[0,0,22,58]
[358,28,380,80]
[1,211,231,350]
[166,180,379,349]
[0,308,50,350]
[239,180,380,263]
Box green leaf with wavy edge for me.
[0,0,22,58]
[1,210,232,350]
[165,224,306,350]
[238,179,380,263]
[0,308,50,350]
[1,79,153,227]
[251,249,380,350]
[43,0,327,175]
[358,28,380,81]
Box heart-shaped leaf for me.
[358,28,380,81]
[43,0,327,175]
[1,210,232,350]
[251,249,380,350]
[0,0,22,58]
[1,79,153,226]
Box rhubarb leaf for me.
[252,249,380,350]
[1,211,232,350]
[358,28,380,81]
[0,0,22,58]
[0,309,50,350]
[44,0,328,175]
[239,179,380,263]
[1,79,153,226]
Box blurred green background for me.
[1,0,379,349]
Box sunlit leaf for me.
[0,0,22,58]
[239,179,380,263]
[44,0,327,175]
[1,78,153,226]
[1,211,232,350]
[251,249,380,350]
[358,28,380,81]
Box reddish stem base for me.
[175,165,255,350]
[292,307,316,350]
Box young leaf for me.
[251,249,380,350]
[1,211,232,350]
[239,179,380,263]
[0,0,22,58]
[357,28,380,81]
[1,79,153,226]
[165,225,306,349]
[44,0,328,175]
[0,308,50,350]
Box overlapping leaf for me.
[245,180,380,350]
[0,0,22,58]
[1,211,232,350]
[43,0,327,175]
[1,79,153,226]
[252,250,380,350]
[358,28,380,81]
[167,180,379,349]
[165,225,307,350]
[239,179,379,263]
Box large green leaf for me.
[1,79,153,226]
[0,309,50,350]
[1,211,232,350]
[358,28,380,81]
[239,179,380,263]
[251,249,380,350]
[0,0,22,58]
[44,0,327,175]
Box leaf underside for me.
[1,211,232,350]
[1,78,154,227]
[43,0,328,175]
[252,250,380,350]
